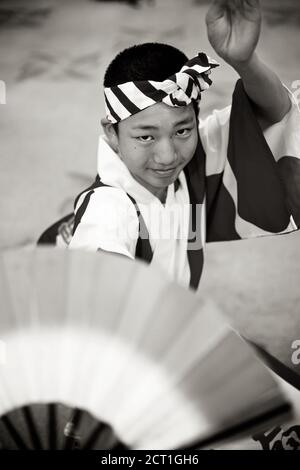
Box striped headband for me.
[104,52,219,123]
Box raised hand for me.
[206,0,262,66]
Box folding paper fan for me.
[0,247,294,450]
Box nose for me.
[153,139,177,167]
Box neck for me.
[132,173,168,203]
[153,187,168,204]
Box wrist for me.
[230,52,260,77]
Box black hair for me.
[104,42,200,131]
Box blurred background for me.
[0,0,299,368]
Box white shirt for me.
[69,136,193,288]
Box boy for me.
[62,0,300,289]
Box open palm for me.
[206,0,262,65]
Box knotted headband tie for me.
[104,52,219,123]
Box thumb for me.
[205,0,228,25]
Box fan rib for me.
[81,422,128,450]
[22,406,43,449]
[81,422,107,450]
[1,415,29,450]
[48,404,57,450]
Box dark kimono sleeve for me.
[200,79,300,243]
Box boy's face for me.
[106,102,198,198]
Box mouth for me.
[151,167,177,177]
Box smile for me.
[151,167,177,176]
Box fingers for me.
[205,0,227,25]
[206,0,261,22]
[244,0,260,6]
[206,0,261,30]
[237,0,261,23]
[208,0,260,13]
[240,0,260,13]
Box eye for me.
[136,135,154,143]
[176,128,192,137]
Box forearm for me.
[232,52,291,125]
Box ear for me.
[101,118,119,153]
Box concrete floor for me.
[0,0,299,371]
